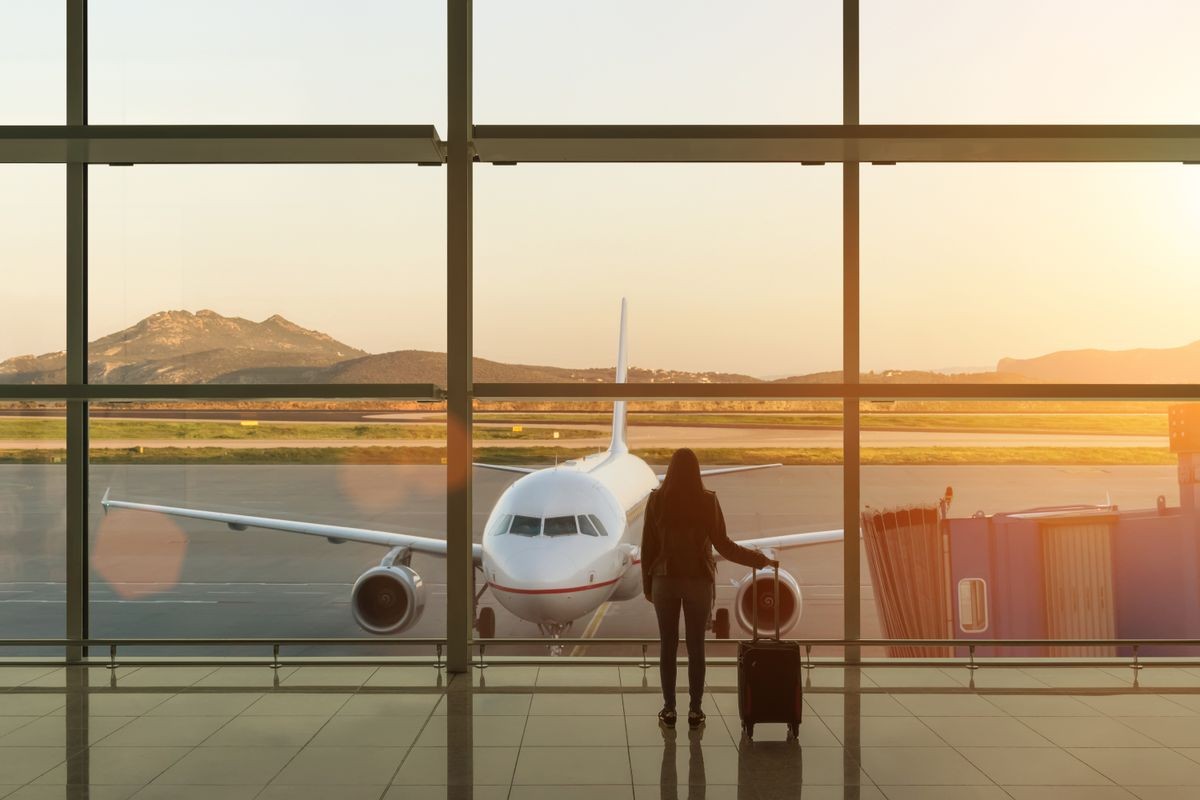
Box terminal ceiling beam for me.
[472,125,1200,163]
[7,125,1200,165]
[0,125,445,164]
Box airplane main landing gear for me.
[472,571,495,639]
[475,606,496,639]
[713,608,731,640]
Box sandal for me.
[658,707,677,727]
[687,709,706,728]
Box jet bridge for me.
[862,403,1200,658]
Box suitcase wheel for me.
[742,722,754,739]
[787,723,800,740]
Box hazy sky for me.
[3,1,1200,377]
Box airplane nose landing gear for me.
[537,622,574,656]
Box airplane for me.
[101,299,845,644]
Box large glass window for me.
[863,0,1200,123]
[860,399,1185,658]
[0,402,66,646]
[7,0,1200,665]
[862,164,1200,383]
[88,165,446,386]
[89,0,447,131]
[90,401,448,653]
[0,0,64,124]
[476,0,842,124]
[472,400,843,656]
[475,164,841,381]
[0,165,65,384]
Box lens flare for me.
[93,510,187,599]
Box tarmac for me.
[0,463,1182,657]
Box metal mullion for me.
[842,5,862,782]
[843,0,862,664]
[470,383,1200,401]
[7,383,1199,403]
[65,0,87,664]
[0,124,446,165]
[469,124,1200,164]
[9,124,1200,165]
[445,0,473,674]
[472,383,845,400]
[0,384,443,401]
[856,384,1200,400]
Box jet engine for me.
[351,563,426,635]
[732,567,803,637]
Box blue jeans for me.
[651,575,713,711]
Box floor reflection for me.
[658,726,710,799]
[735,734,804,800]
[842,665,862,800]
[655,714,810,800]
[65,665,89,788]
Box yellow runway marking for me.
[570,601,612,657]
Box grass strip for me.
[0,419,593,441]
[476,412,1168,436]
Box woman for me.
[641,448,777,728]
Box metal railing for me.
[468,637,1200,671]
[0,638,448,669]
[5,636,1200,672]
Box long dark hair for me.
[658,447,707,521]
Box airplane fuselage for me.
[480,449,659,627]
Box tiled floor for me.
[1,663,1200,798]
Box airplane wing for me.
[657,463,783,481]
[101,489,483,564]
[473,463,537,475]
[714,528,847,562]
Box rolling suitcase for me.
[736,564,803,740]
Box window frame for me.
[4,0,1199,670]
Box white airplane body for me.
[103,300,844,640]
[481,449,658,628]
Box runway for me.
[0,464,1183,657]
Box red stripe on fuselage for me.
[490,576,622,595]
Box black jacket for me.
[641,488,769,596]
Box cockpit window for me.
[543,516,577,537]
[587,514,609,536]
[487,513,513,536]
[577,515,600,537]
[509,515,541,536]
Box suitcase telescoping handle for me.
[750,562,781,642]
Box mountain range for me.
[998,341,1200,384]
[0,309,1194,385]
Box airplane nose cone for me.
[489,546,576,592]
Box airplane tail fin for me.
[610,298,629,454]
